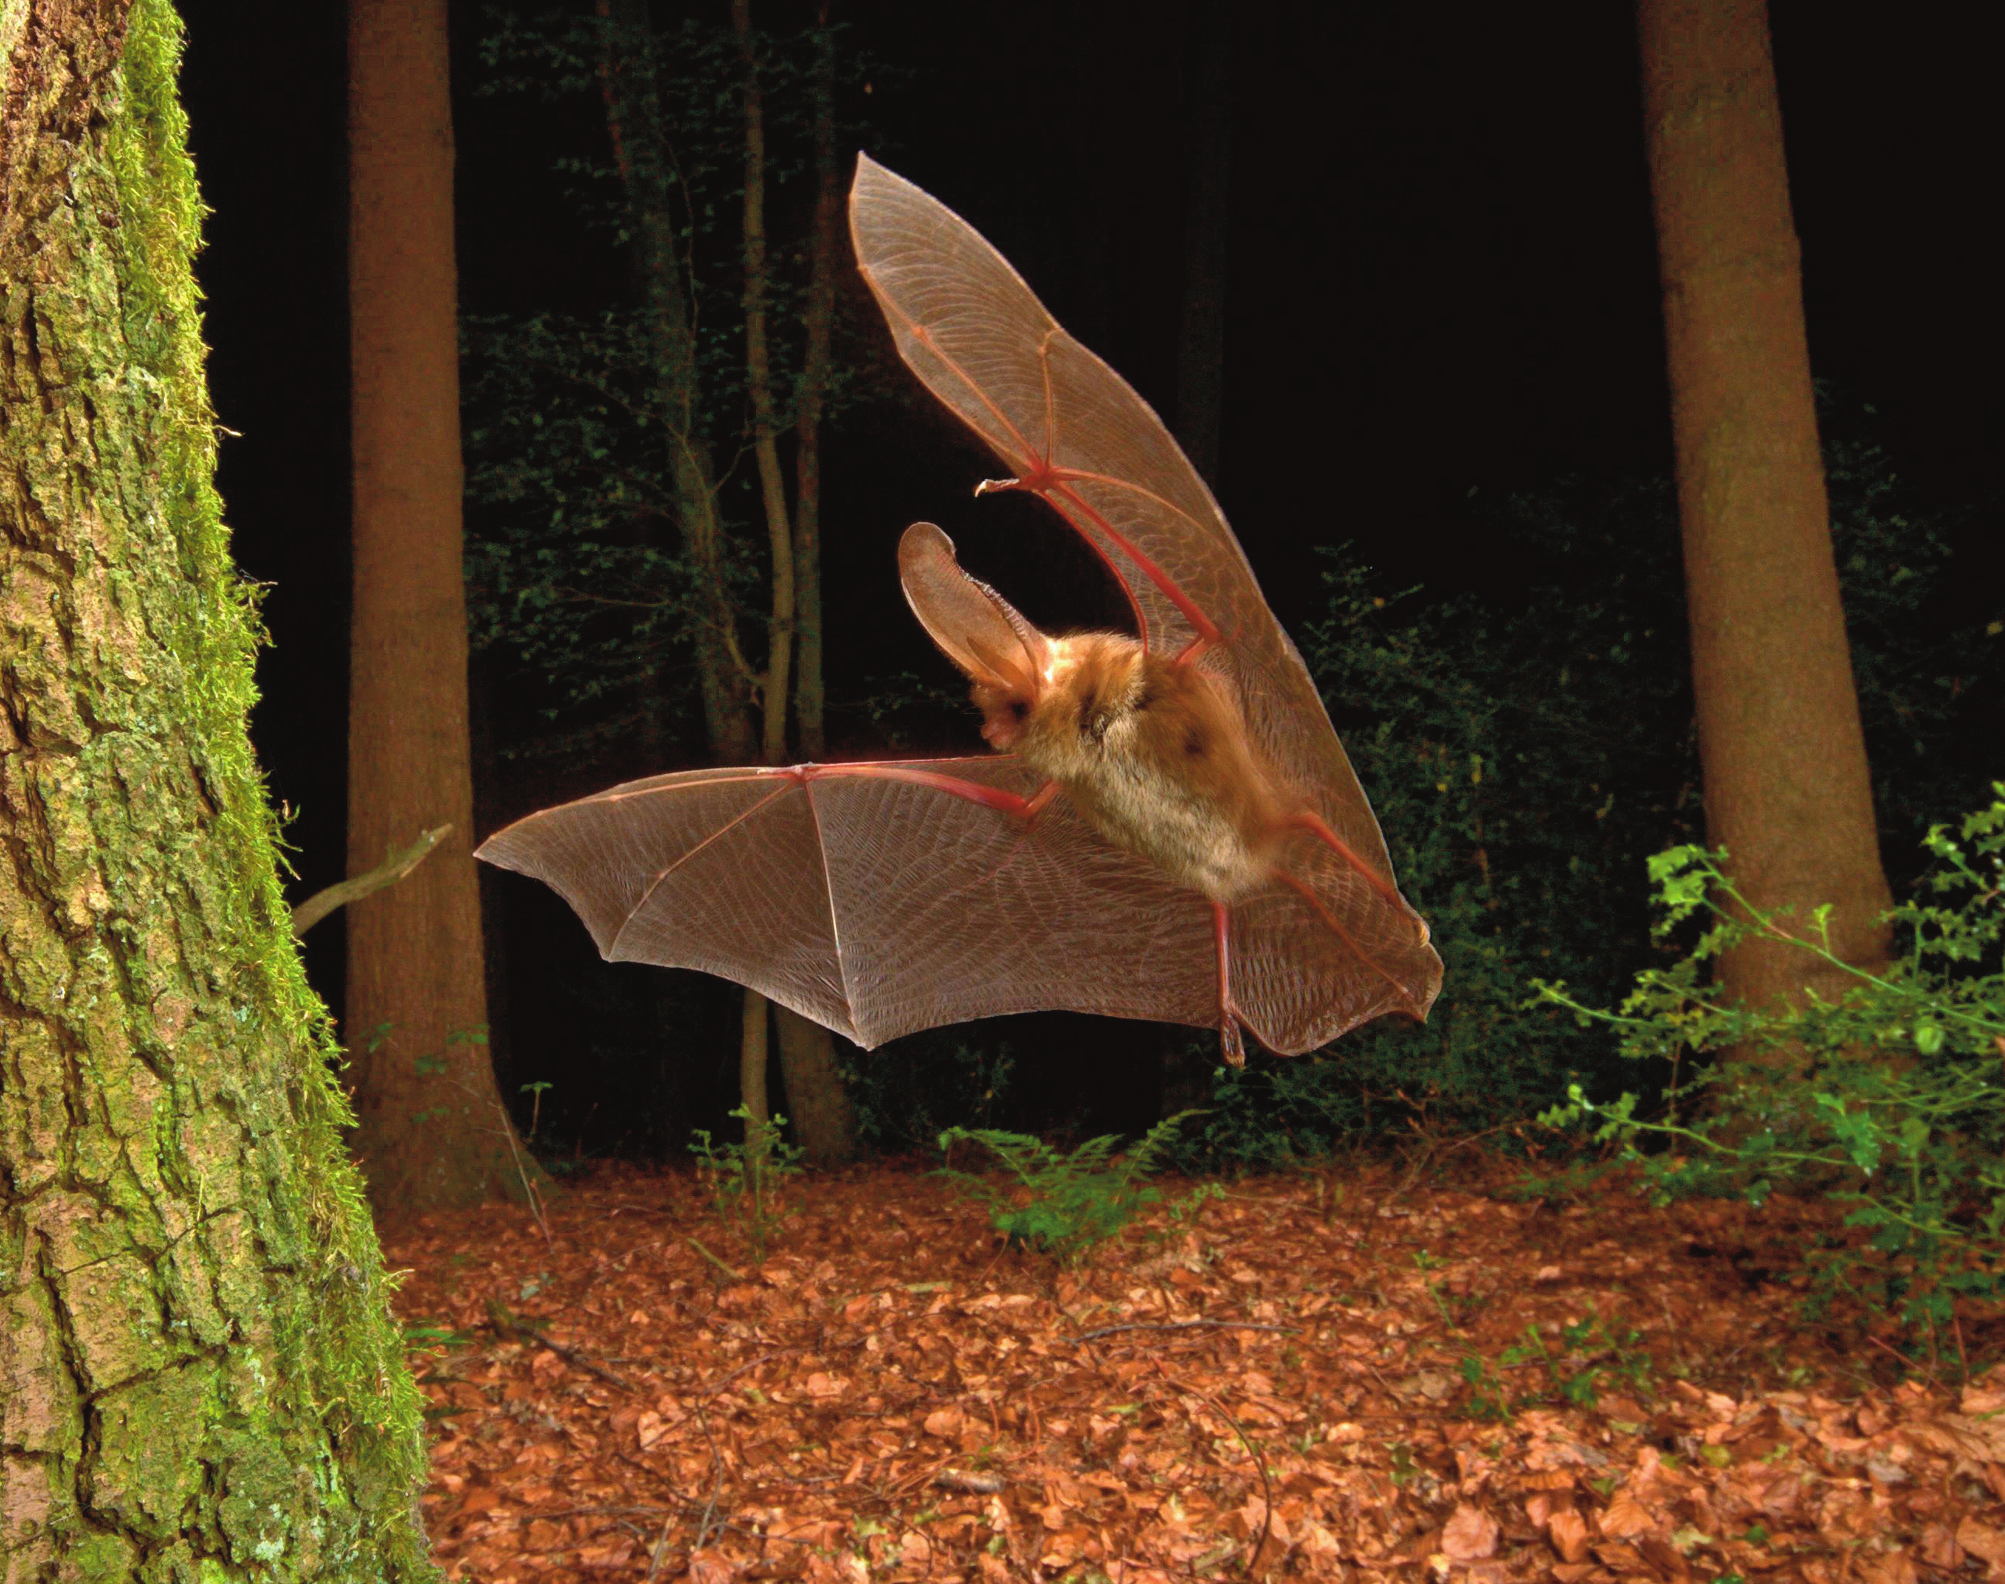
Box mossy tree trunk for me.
[1640,0,1895,1060]
[0,1,437,1575]
[347,0,528,1207]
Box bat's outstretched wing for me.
[851,155,1442,1045]
[478,761,1218,1050]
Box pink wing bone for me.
[475,758,1218,1051]
[842,156,1227,665]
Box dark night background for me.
[171,3,1996,1155]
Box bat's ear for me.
[899,522,1050,702]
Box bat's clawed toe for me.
[1219,1017,1247,1068]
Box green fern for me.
[936,1111,1212,1264]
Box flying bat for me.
[477,154,1443,1062]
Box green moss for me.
[92,1362,217,1540]
[66,1533,141,1581]
[94,2,439,1575]
[3,2,436,1571]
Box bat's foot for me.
[1219,1017,1246,1068]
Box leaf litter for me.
[381,1159,2005,1582]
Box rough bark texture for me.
[1639,0,1894,1039]
[0,1,437,1574]
[347,0,525,1207]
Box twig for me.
[690,1398,727,1550]
[645,1510,675,1583]
[1389,1119,1517,1199]
[290,824,451,936]
[1157,1367,1274,1569]
[1863,1329,1944,1391]
[1066,1320,1301,1343]
[485,1297,634,1392]
[686,1236,747,1282]
[693,1349,781,1402]
[494,1095,551,1245]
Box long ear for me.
[898,522,1050,701]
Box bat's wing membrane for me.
[1233,836,1448,1054]
[851,155,1443,1044]
[478,760,1218,1050]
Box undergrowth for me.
[936,1111,1219,1264]
[1532,790,2005,1367]
[690,1105,803,1260]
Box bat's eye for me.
[1009,700,1029,721]
[1184,728,1208,758]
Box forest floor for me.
[382,1156,2005,1583]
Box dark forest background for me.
[173,2,1998,1164]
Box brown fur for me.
[972,632,1285,902]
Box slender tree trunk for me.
[1175,4,1232,489]
[1639,0,1894,1051]
[0,2,436,1572]
[734,0,795,774]
[792,2,838,763]
[348,0,527,1206]
[731,0,789,1135]
[731,0,857,1161]
[772,4,859,1165]
[597,0,756,764]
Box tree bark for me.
[348,0,528,1207]
[792,3,838,763]
[736,0,857,1163]
[1,1,437,1572]
[1638,0,1894,1047]
[731,0,790,1134]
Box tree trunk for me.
[596,0,757,764]
[348,0,527,1207]
[0,1,437,1572]
[792,3,838,763]
[1639,0,1894,1051]
[737,0,857,1163]
[1175,4,1232,489]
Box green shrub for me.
[1533,791,2005,1358]
[937,1111,1216,1263]
[690,1104,804,1260]
[1179,424,1996,1173]
[1460,1307,1654,1422]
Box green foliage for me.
[1532,791,2005,1356]
[936,1112,1212,1263]
[840,1035,1017,1152]
[464,6,889,769]
[1177,425,1997,1173]
[1459,1308,1654,1422]
[1821,415,2002,852]
[1180,482,1700,1162]
[690,1105,805,1259]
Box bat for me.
[477,154,1443,1063]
